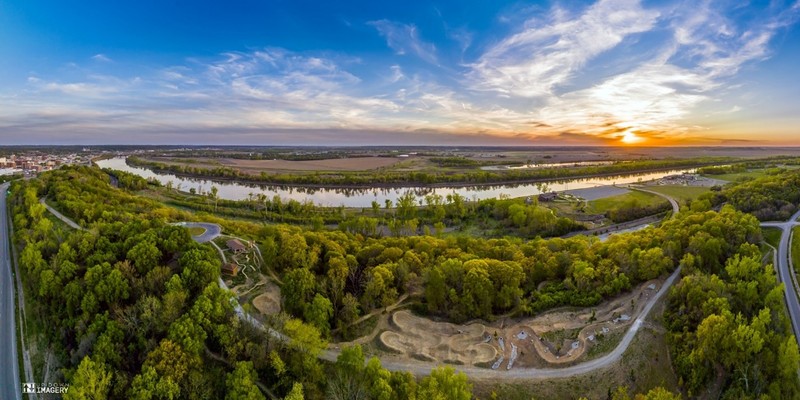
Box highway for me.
[1,182,22,400]
[760,209,800,346]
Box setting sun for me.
[620,132,643,144]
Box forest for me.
[9,165,800,399]
[718,168,800,221]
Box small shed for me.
[226,239,247,254]
[222,263,239,276]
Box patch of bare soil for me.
[373,276,666,369]
[379,311,497,366]
[252,280,281,315]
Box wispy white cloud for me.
[91,53,112,62]
[368,20,438,64]
[469,0,659,97]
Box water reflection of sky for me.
[96,157,694,208]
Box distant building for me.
[226,239,248,253]
[538,192,559,202]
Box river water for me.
[96,157,694,208]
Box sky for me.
[1,0,800,146]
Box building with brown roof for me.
[226,238,247,254]
[222,263,239,276]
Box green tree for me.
[225,361,265,400]
[127,240,162,274]
[65,356,112,400]
[283,268,316,316]
[462,266,493,319]
[417,366,471,400]
[304,294,334,336]
[284,383,304,400]
[365,357,393,400]
[210,185,219,212]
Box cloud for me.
[469,0,659,97]
[91,54,112,62]
[368,20,438,64]
[466,0,800,143]
[3,0,800,145]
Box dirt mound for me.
[378,311,496,365]
[252,281,281,315]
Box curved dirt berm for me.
[379,311,497,365]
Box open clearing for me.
[366,276,667,370]
[188,226,206,236]
[641,185,711,203]
[586,191,666,214]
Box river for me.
[96,157,695,208]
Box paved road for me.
[171,222,221,243]
[630,186,680,215]
[760,209,800,346]
[39,198,84,231]
[1,183,23,400]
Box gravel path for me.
[39,198,84,231]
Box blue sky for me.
[1,0,799,145]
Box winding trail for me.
[45,211,689,380]
[325,267,681,379]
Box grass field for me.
[587,191,666,214]
[763,227,783,249]
[188,226,207,236]
[644,185,711,203]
